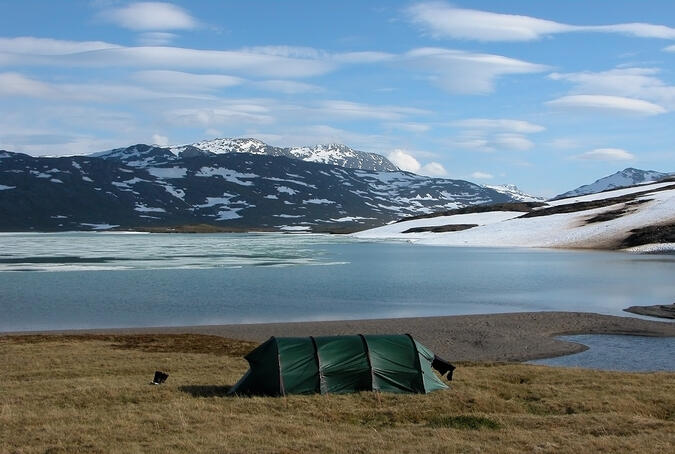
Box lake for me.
[1,232,674,333]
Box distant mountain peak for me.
[167,137,399,172]
[555,167,672,200]
[484,184,544,202]
[89,138,401,172]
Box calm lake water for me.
[1,232,674,332]
[1,232,673,370]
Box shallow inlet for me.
[530,334,675,372]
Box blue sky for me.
[1,1,674,196]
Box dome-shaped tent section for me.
[229,334,453,396]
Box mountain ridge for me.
[0,148,518,232]
[165,138,400,172]
[554,167,673,200]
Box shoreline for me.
[1,229,673,254]
[624,303,675,319]
[7,311,675,363]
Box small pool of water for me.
[530,334,675,372]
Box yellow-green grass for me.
[1,334,673,454]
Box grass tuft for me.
[427,414,501,430]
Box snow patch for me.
[279,225,311,231]
[330,216,375,222]
[195,167,257,185]
[353,211,524,239]
[80,223,119,230]
[134,203,166,213]
[276,186,298,195]
[303,198,336,205]
[266,177,316,188]
[147,167,187,179]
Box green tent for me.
[229,334,454,396]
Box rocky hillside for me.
[0,147,519,232]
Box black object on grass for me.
[431,355,455,380]
[151,371,169,385]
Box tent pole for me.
[359,334,377,392]
[405,333,425,393]
[310,336,326,394]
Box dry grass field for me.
[1,334,673,453]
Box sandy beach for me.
[19,311,675,362]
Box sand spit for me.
[14,311,675,363]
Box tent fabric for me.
[229,334,451,396]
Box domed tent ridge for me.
[229,334,454,396]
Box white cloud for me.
[151,134,169,146]
[493,133,534,151]
[548,138,579,149]
[448,118,543,152]
[591,23,675,39]
[549,67,675,111]
[406,2,675,42]
[132,71,321,95]
[408,3,571,41]
[166,105,275,127]
[252,80,323,94]
[470,171,494,179]
[387,122,431,133]
[0,37,120,55]
[0,72,56,98]
[318,100,428,121]
[387,149,421,173]
[420,162,447,176]
[451,118,544,133]
[100,2,198,31]
[0,72,215,102]
[0,40,337,79]
[576,148,635,161]
[546,95,666,115]
[133,70,244,90]
[666,44,675,52]
[0,37,546,95]
[403,47,548,94]
[386,150,447,176]
[138,32,178,46]
[243,45,327,59]
[332,51,395,64]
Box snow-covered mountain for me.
[0,147,522,232]
[484,184,544,202]
[169,138,399,172]
[554,168,672,200]
[355,181,675,252]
